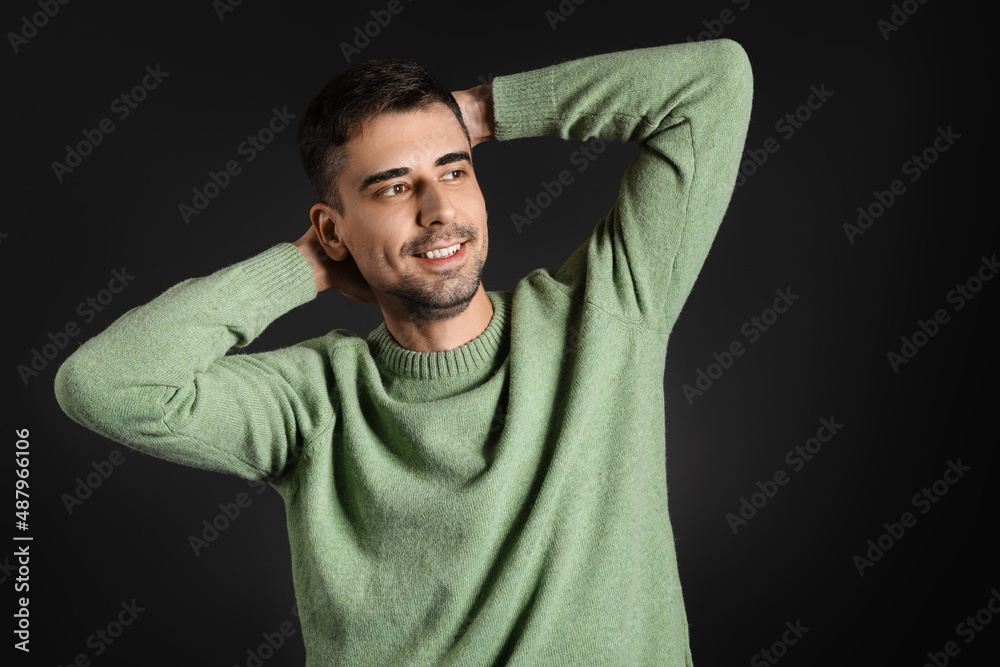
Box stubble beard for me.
[379,223,488,322]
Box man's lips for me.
[412,240,467,259]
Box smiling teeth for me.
[421,243,461,259]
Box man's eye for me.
[381,184,406,197]
[443,169,464,180]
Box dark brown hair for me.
[297,58,470,214]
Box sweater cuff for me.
[492,65,559,142]
[230,243,318,336]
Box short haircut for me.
[296,58,470,214]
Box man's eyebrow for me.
[358,151,472,193]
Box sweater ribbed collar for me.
[365,290,511,380]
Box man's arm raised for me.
[54,241,338,482]
[489,39,753,330]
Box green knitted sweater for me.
[55,39,752,666]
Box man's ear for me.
[309,202,349,261]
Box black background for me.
[3,0,997,665]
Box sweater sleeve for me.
[53,243,334,482]
[491,39,753,331]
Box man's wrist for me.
[471,84,495,145]
[453,85,495,147]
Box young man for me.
[55,39,752,666]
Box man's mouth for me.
[414,241,466,264]
[415,242,463,259]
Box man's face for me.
[331,102,489,321]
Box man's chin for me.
[404,295,478,322]
[380,279,483,323]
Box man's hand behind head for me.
[293,225,377,302]
[451,85,495,148]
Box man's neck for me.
[381,285,494,353]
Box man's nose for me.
[416,182,457,227]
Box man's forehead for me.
[345,104,469,174]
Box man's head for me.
[297,59,489,322]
